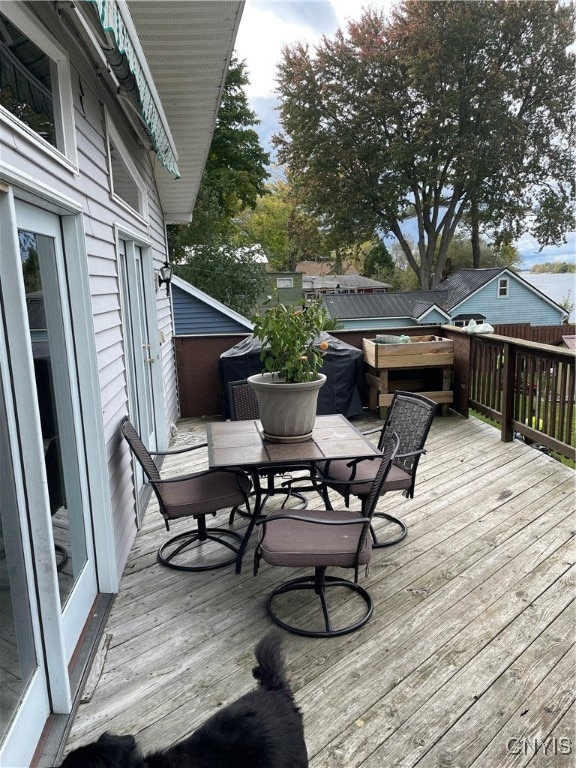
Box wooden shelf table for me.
[363,335,454,416]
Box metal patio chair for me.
[121,417,251,571]
[316,391,436,547]
[254,430,399,638]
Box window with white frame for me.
[0,6,76,162]
[276,277,294,289]
[497,277,509,298]
[106,114,147,217]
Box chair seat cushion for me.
[318,459,411,496]
[259,509,372,568]
[157,471,251,519]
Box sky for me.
[234,0,575,270]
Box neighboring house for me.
[303,273,391,301]
[262,270,304,306]
[172,275,253,335]
[0,1,242,765]
[274,261,391,304]
[323,268,568,330]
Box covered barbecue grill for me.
[218,332,364,420]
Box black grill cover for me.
[218,332,363,419]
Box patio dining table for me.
[206,414,382,572]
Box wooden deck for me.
[63,412,575,766]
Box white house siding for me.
[72,66,175,574]
[454,275,565,326]
[1,3,178,580]
[159,299,179,434]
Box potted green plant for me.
[248,299,329,442]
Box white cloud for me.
[235,0,396,99]
[515,232,540,253]
[235,4,324,99]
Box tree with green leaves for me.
[173,245,269,317]
[362,241,394,281]
[232,178,332,270]
[168,58,270,260]
[275,1,575,289]
[530,262,575,274]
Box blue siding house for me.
[323,268,568,329]
[172,275,253,335]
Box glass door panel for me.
[0,388,38,743]
[19,228,87,605]
[0,326,50,767]
[119,240,157,522]
[134,247,156,445]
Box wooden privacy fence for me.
[469,334,575,459]
[492,323,575,345]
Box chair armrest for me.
[256,513,369,527]
[396,448,426,460]
[149,442,208,457]
[320,455,379,479]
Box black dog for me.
[59,631,308,767]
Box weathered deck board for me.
[63,412,575,767]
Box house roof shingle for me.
[436,268,507,308]
[322,268,567,322]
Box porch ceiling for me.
[127,1,244,224]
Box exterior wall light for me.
[158,261,173,295]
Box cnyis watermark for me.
[506,737,573,756]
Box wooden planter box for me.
[363,335,454,414]
[363,335,454,369]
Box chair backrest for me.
[379,391,436,476]
[363,430,400,520]
[228,379,260,421]
[121,417,161,483]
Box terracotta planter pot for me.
[247,373,327,442]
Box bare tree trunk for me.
[471,201,481,268]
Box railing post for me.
[500,341,514,442]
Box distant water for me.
[519,272,576,324]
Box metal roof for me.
[323,291,444,319]
[125,1,244,223]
